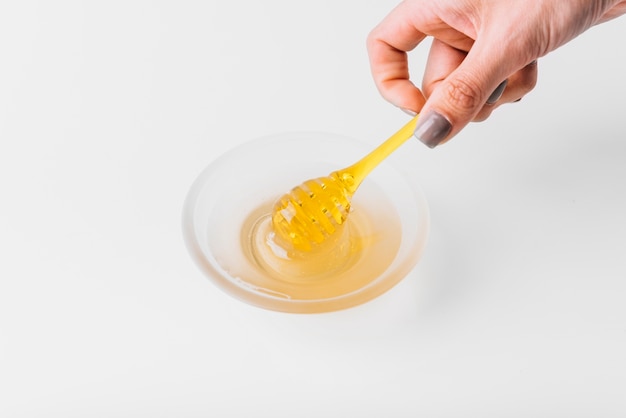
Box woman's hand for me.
[367,0,626,147]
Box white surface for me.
[1,1,625,416]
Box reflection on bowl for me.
[182,132,429,313]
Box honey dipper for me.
[271,115,419,252]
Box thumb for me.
[414,49,510,148]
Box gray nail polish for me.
[486,79,508,105]
[413,111,452,148]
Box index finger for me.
[366,5,429,113]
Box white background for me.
[1,1,626,417]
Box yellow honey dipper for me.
[271,115,419,252]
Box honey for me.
[183,131,428,313]
[234,184,403,304]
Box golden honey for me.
[237,189,403,304]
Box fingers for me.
[414,35,537,148]
[422,39,467,96]
[367,1,543,148]
[473,60,538,121]
[366,3,429,113]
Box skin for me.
[367,0,626,146]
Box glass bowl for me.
[182,131,429,313]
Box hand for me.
[367,0,626,147]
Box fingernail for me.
[486,79,508,105]
[413,111,452,148]
[401,108,417,116]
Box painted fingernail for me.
[486,79,508,105]
[413,111,452,148]
[401,107,417,116]
[513,98,522,103]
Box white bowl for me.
[182,132,429,313]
